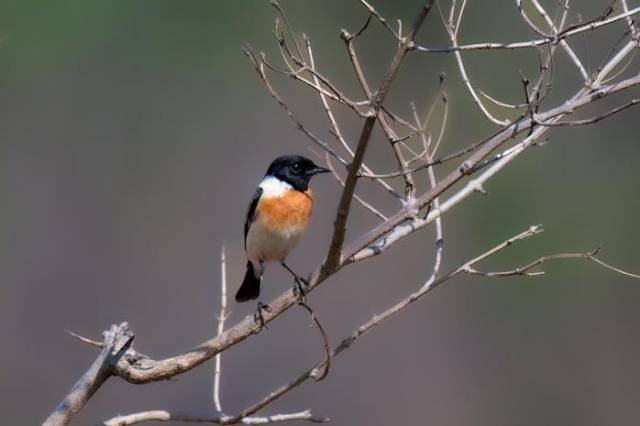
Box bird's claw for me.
[293,277,309,303]
[253,302,272,331]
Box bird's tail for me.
[235,261,262,302]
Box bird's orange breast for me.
[257,189,313,233]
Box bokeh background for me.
[2,1,639,425]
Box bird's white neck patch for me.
[259,175,292,197]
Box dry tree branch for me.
[464,249,594,277]
[414,5,640,52]
[218,224,575,422]
[297,302,332,381]
[52,72,637,395]
[413,98,445,287]
[286,223,640,399]
[346,72,640,264]
[58,72,639,393]
[48,1,640,424]
[325,153,388,220]
[621,0,639,40]
[517,0,589,80]
[304,34,397,211]
[339,28,406,200]
[242,47,348,168]
[356,0,400,38]
[44,323,134,426]
[442,0,511,126]
[102,250,329,426]
[535,98,640,126]
[322,0,436,275]
[213,246,228,413]
[102,409,327,426]
[274,10,406,202]
[465,248,640,280]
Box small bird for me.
[235,155,330,304]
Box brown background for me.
[1,1,640,425]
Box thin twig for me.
[325,153,387,220]
[65,330,104,348]
[535,98,640,126]
[465,247,640,279]
[297,302,332,381]
[356,0,400,38]
[213,246,228,413]
[243,46,349,168]
[443,1,510,126]
[528,0,589,80]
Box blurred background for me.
[1,1,639,425]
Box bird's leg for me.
[280,260,309,302]
[253,301,272,331]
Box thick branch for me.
[43,323,134,426]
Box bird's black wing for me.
[244,187,263,249]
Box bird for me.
[235,155,330,306]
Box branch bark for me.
[44,323,134,426]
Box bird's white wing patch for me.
[259,175,292,197]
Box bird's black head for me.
[265,155,330,191]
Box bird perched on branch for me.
[235,155,329,312]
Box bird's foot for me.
[281,260,309,303]
[292,277,309,303]
[253,302,272,331]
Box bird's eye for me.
[291,162,302,172]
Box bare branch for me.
[593,39,639,86]
[270,0,304,60]
[297,302,332,381]
[414,6,640,52]
[345,72,640,264]
[44,323,134,426]
[621,0,639,40]
[243,46,349,167]
[325,153,388,220]
[304,34,399,204]
[465,248,640,280]
[65,330,103,348]
[478,87,528,109]
[213,246,228,413]
[63,72,635,394]
[356,0,400,38]
[102,409,328,426]
[52,3,640,424]
[536,98,640,126]
[443,1,511,126]
[527,0,589,80]
[413,100,444,288]
[322,0,435,275]
[229,225,545,424]
[340,28,407,201]
[344,21,421,196]
[588,254,640,279]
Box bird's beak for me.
[310,166,331,175]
